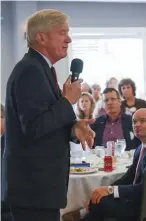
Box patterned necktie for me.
[51,66,59,88]
[133,145,146,184]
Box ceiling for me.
[42,0,146,2]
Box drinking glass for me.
[115,139,126,157]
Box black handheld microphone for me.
[70,58,84,83]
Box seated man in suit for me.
[91,87,140,150]
[62,108,146,221]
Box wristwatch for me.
[108,186,114,195]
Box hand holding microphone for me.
[63,59,95,150]
[63,58,84,104]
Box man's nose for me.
[135,121,141,128]
[67,35,72,43]
[107,99,112,104]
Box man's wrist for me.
[107,186,114,195]
[107,186,119,198]
[63,95,73,104]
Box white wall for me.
[12,1,37,64]
[1,1,146,102]
[1,1,14,104]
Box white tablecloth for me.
[61,165,128,216]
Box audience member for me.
[106,77,118,89]
[91,84,103,117]
[63,108,146,221]
[76,92,95,120]
[91,88,140,150]
[81,82,92,94]
[118,78,146,115]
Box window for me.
[70,28,146,98]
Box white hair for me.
[26,9,68,47]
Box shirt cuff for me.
[113,186,119,198]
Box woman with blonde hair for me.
[76,92,96,119]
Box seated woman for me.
[91,84,104,118]
[76,92,96,120]
[118,78,146,116]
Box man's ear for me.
[119,98,122,106]
[36,32,46,46]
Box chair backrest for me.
[139,168,146,221]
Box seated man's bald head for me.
[134,108,146,116]
[133,108,146,143]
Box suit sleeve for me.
[118,182,142,201]
[15,64,76,141]
[113,149,139,185]
[112,163,136,185]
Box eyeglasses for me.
[103,98,119,103]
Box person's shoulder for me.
[9,53,43,83]
[121,99,126,105]
[135,98,146,105]
[121,113,132,121]
[120,100,127,109]
[95,114,106,124]
[134,144,142,158]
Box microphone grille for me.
[70,58,83,73]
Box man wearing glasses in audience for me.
[92,88,140,150]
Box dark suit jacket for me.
[91,114,141,150]
[2,48,76,209]
[113,145,146,214]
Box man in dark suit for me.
[62,108,146,221]
[2,9,95,221]
[91,88,141,150]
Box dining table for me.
[61,157,132,218]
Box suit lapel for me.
[121,114,129,143]
[141,151,146,175]
[43,64,60,99]
[95,116,106,146]
[27,48,61,100]
[136,146,146,183]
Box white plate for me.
[70,167,98,175]
[116,159,132,165]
